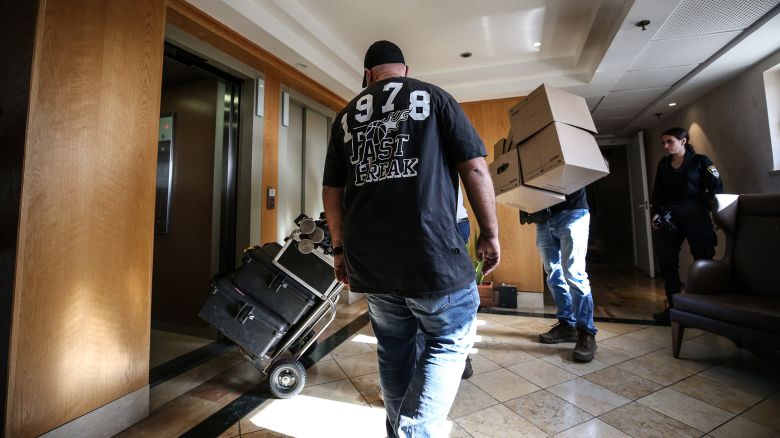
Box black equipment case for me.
[198,277,288,358]
[199,242,323,360]
[198,214,343,399]
[234,244,318,326]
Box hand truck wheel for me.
[267,358,306,399]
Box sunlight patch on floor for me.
[351,334,378,345]
[248,395,387,437]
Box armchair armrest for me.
[686,259,732,295]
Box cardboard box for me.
[505,129,514,153]
[489,148,566,213]
[509,84,596,144]
[493,138,506,161]
[493,130,515,161]
[518,122,609,195]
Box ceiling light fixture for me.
[460,52,472,58]
[532,41,541,48]
[668,102,677,107]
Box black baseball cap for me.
[362,40,405,87]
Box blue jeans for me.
[456,219,470,245]
[415,220,471,362]
[366,283,478,438]
[536,209,597,334]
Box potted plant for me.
[470,235,495,307]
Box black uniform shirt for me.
[323,76,486,297]
[651,150,723,215]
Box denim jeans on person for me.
[536,209,597,334]
[415,219,471,360]
[366,282,478,438]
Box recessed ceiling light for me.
[460,52,472,58]
[668,102,677,106]
[295,62,308,69]
[532,41,541,48]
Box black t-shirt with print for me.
[323,76,486,297]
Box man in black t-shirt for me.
[322,40,499,437]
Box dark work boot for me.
[653,294,676,324]
[461,356,473,380]
[573,328,597,362]
[652,305,671,324]
[539,322,578,344]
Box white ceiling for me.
[182,0,780,136]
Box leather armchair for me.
[671,193,780,358]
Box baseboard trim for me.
[40,385,149,438]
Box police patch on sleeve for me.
[707,165,720,179]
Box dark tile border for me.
[149,340,237,388]
[180,312,370,438]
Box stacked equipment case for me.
[199,215,343,398]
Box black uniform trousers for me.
[653,203,717,299]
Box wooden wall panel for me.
[6,0,167,436]
[261,76,281,244]
[461,98,544,292]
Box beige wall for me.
[6,0,166,436]
[643,49,780,282]
[645,49,780,195]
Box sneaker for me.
[538,322,578,344]
[573,328,597,362]
[461,356,473,380]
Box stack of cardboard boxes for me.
[490,84,609,213]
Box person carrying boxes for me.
[493,83,608,362]
[520,189,598,362]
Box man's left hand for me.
[333,254,350,285]
[476,234,500,275]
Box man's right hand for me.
[476,234,500,275]
[333,254,350,285]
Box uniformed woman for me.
[650,127,723,323]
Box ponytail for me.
[662,127,694,153]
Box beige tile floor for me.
[149,329,215,368]
[125,308,780,437]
